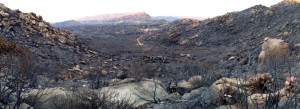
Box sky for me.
[0,0,283,23]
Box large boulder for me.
[26,87,71,109]
[182,87,220,108]
[258,37,288,67]
[100,80,168,107]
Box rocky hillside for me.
[0,3,97,78]
[146,2,300,49]
[141,2,300,73]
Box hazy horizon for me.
[0,0,282,23]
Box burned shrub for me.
[247,73,274,94]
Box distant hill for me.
[52,12,209,27]
[284,0,300,2]
[52,20,82,28]
[76,13,130,22]
[53,12,167,27]
[153,16,209,22]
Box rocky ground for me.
[1,1,300,109]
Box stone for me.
[179,54,186,57]
[182,87,220,108]
[165,92,181,101]
[180,39,189,45]
[294,43,300,48]
[101,70,108,75]
[228,56,235,61]
[26,87,71,109]
[100,80,168,107]
[247,94,267,109]
[0,11,9,17]
[186,54,191,57]
[258,37,288,66]
[177,80,192,95]
[278,96,288,107]
[182,87,218,100]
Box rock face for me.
[100,80,168,107]
[258,37,288,66]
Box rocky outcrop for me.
[0,3,77,44]
[0,3,98,79]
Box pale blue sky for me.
[0,0,282,23]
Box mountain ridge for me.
[52,12,208,27]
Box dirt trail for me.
[137,35,143,45]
